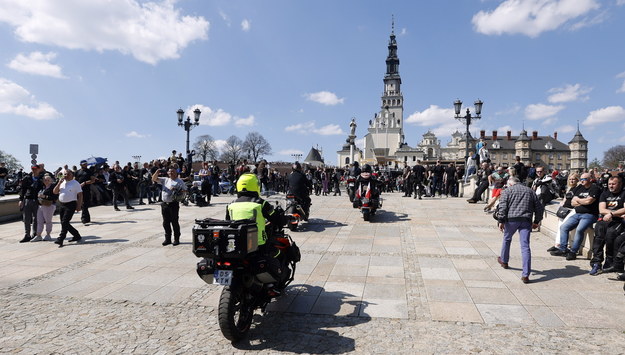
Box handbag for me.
[556,206,571,219]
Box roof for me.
[568,129,588,143]
[304,147,324,164]
[482,134,570,152]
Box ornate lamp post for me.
[132,155,142,164]
[454,99,483,161]
[177,107,201,174]
[291,153,302,163]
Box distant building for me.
[338,20,588,171]
[304,147,325,168]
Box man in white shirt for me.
[53,169,83,248]
[152,167,187,246]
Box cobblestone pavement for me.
[1,192,624,354]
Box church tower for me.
[568,126,588,171]
[363,18,405,164]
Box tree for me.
[193,134,219,162]
[588,158,602,171]
[242,131,272,163]
[602,145,625,169]
[0,150,23,171]
[220,135,244,163]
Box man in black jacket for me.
[110,164,134,211]
[19,164,44,242]
[287,162,312,219]
[467,162,491,204]
[75,160,95,223]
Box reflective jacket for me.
[226,194,276,246]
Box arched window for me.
[345,157,350,164]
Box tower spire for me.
[391,15,395,35]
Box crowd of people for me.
[7,150,625,285]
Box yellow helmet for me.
[236,173,260,195]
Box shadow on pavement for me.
[370,210,410,223]
[80,235,129,244]
[88,221,137,225]
[233,285,371,353]
[531,265,588,283]
[301,219,348,233]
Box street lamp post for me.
[454,99,483,161]
[132,155,142,164]
[177,108,201,174]
[291,153,302,163]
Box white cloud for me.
[234,115,255,127]
[556,124,575,133]
[278,149,304,156]
[616,71,625,93]
[188,104,253,127]
[399,28,407,36]
[569,10,608,31]
[497,125,514,133]
[284,121,344,135]
[241,19,251,32]
[583,106,625,125]
[219,10,231,26]
[214,139,227,152]
[472,0,600,37]
[126,131,149,138]
[315,124,343,135]
[547,83,592,103]
[525,103,565,120]
[618,0,625,5]
[0,1,209,65]
[542,117,558,125]
[0,78,61,119]
[7,51,66,78]
[405,105,467,137]
[304,91,345,105]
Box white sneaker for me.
[43,235,52,241]
[30,235,43,242]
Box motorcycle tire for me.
[288,222,298,231]
[218,286,254,342]
[362,209,371,221]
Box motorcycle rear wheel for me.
[288,222,298,231]
[362,209,371,221]
[218,286,254,342]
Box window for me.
[558,154,562,160]
[535,153,541,160]
[502,153,507,159]
[413,156,416,161]
[557,164,562,170]
[549,154,554,159]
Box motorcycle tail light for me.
[212,231,220,238]
[224,261,231,266]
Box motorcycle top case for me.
[192,218,258,258]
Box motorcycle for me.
[192,209,300,342]
[3,174,20,194]
[285,195,307,231]
[346,176,357,202]
[354,181,381,222]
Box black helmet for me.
[362,164,372,173]
[292,162,302,171]
[353,161,359,167]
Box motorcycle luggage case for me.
[192,218,258,258]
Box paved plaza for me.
[1,192,624,354]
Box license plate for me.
[214,269,233,285]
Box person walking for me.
[53,169,83,248]
[495,176,544,283]
[32,175,58,242]
[0,161,8,196]
[152,167,186,246]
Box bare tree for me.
[602,145,625,168]
[0,150,23,171]
[242,131,272,163]
[193,134,218,162]
[220,135,244,163]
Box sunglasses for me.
[580,178,588,181]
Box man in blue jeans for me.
[551,172,600,260]
[496,177,543,283]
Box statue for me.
[349,118,357,136]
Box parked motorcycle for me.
[285,194,307,231]
[3,174,20,194]
[192,209,300,342]
[354,181,381,221]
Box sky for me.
[1,0,625,170]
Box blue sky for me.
[1,0,625,169]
